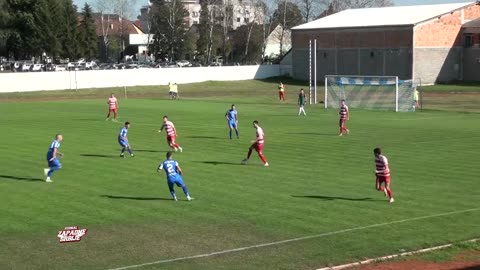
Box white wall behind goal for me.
[0,65,282,93]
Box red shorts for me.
[339,118,346,127]
[376,175,391,185]
[251,143,264,152]
[109,108,117,113]
[167,135,176,143]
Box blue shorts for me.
[167,176,185,188]
[118,138,129,147]
[48,158,62,168]
[228,121,237,129]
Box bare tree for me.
[198,0,220,65]
[319,0,393,17]
[95,0,115,61]
[241,0,264,62]
[295,0,320,22]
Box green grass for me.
[0,84,479,270]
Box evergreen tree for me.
[150,0,189,61]
[60,0,81,60]
[78,3,98,59]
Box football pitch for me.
[0,80,479,270]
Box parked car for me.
[55,65,66,72]
[30,64,44,72]
[45,63,56,71]
[21,61,33,71]
[176,60,191,67]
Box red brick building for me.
[291,2,480,84]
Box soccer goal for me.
[324,75,418,112]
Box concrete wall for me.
[414,47,462,84]
[463,48,480,81]
[0,65,281,93]
[292,47,411,81]
[291,27,413,81]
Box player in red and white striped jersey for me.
[242,120,269,166]
[106,94,119,121]
[159,116,183,152]
[374,148,394,203]
[338,99,350,136]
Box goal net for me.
[324,75,418,112]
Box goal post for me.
[324,75,418,112]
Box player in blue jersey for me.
[44,134,64,183]
[119,122,134,157]
[225,104,239,139]
[157,151,193,201]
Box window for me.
[464,34,473,48]
[244,18,249,23]
[193,20,199,25]
[237,17,241,22]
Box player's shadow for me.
[80,154,115,158]
[101,195,172,201]
[186,136,224,140]
[0,174,43,182]
[287,132,333,136]
[135,149,169,153]
[195,161,243,166]
[292,195,383,202]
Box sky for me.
[72,0,474,19]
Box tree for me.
[197,0,218,65]
[0,0,12,57]
[149,0,189,61]
[60,0,81,60]
[272,0,303,57]
[295,0,320,22]
[78,3,98,59]
[232,24,263,64]
[319,0,393,17]
[239,0,265,63]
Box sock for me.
[121,147,126,154]
[235,130,239,138]
[174,143,181,148]
[128,148,133,155]
[182,186,190,197]
[114,111,117,119]
[168,185,176,199]
[387,188,393,199]
[229,130,232,139]
[247,148,253,159]
[48,166,61,177]
[259,153,267,164]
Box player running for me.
[298,89,307,116]
[278,82,286,101]
[118,122,134,158]
[106,93,119,121]
[339,99,350,136]
[157,151,193,201]
[159,116,183,152]
[225,104,239,139]
[374,148,394,203]
[44,134,64,182]
[241,120,269,166]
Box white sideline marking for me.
[316,238,480,270]
[107,207,480,270]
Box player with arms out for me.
[44,134,64,182]
[242,120,269,166]
[159,116,183,152]
[374,147,394,203]
[298,89,307,116]
[118,122,134,157]
[339,99,350,136]
[157,151,193,201]
[106,93,119,121]
[225,104,239,139]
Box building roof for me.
[292,2,475,30]
[94,14,144,36]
